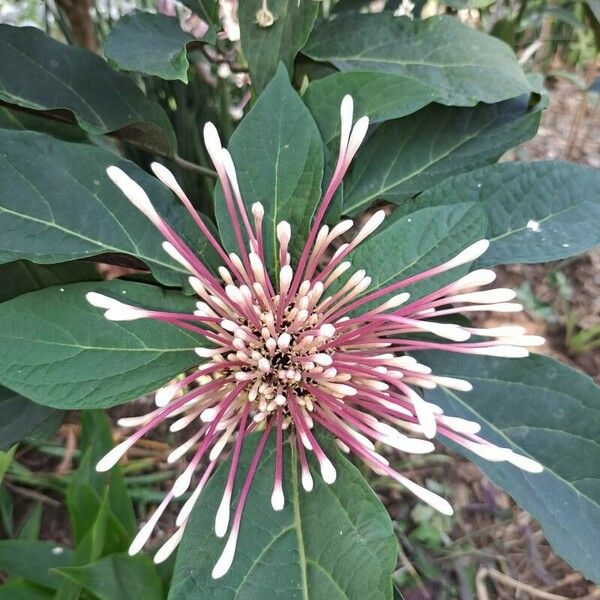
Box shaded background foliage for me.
[0,0,599,599]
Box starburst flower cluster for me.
[87,96,543,579]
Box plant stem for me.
[173,154,217,178]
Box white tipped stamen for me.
[277,221,291,247]
[444,240,490,270]
[215,491,232,537]
[195,347,221,358]
[155,384,177,407]
[212,529,239,579]
[469,345,529,358]
[151,162,186,198]
[353,210,385,244]
[410,394,436,439]
[312,353,333,366]
[339,94,354,150]
[277,332,291,350]
[453,269,497,290]
[329,220,354,240]
[346,116,370,161]
[319,323,336,338]
[430,376,473,392]
[413,321,471,342]
[440,416,481,435]
[203,122,223,165]
[167,431,203,463]
[271,484,284,510]
[508,451,543,473]
[172,469,194,497]
[163,241,194,272]
[449,289,516,304]
[106,166,160,223]
[394,473,453,516]
[465,442,513,462]
[500,335,545,347]
[221,149,242,197]
[129,497,171,555]
[96,439,132,472]
[252,202,264,220]
[280,265,293,293]
[177,478,208,526]
[301,468,314,492]
[320,457,337,484]
[154,527,185,564]
[86,292,120,310]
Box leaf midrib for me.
[291,441,310,600]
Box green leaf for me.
[0,387,62,451]
[55,491,113,600]
[342,96,540,216]
[0,540,72,589]
[333,203,487,312]
[170,432,397,599]
[0,130,220,287]
[0,446,15,482]
[180,0,219,27]
[0,24,175,155]
[0,281,200,409]
[401,161,600,267]
[239,0,319,94]
[0,261,100,303]
[0,486,13,536]
[17,503,43,541]
[67,411,136,544]
[0,581,53,600]
[421,352,600,583]
[304,72,437,145]
[104,12,198,83]
[304,14,531,106]
[0,106,89,143]
[215,65,323,275]
[55,554,164,600]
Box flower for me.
[87,95,543,578]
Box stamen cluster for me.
[87,96,543,578]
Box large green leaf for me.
[215,65,323,275]
[170,432,397,599]
[0,540,72,589]
[0,581,53,600]
[0,261,100,303]
[342,96,540,216]
[56,554,164,600]
[55,492,114,600]
[104,12,198,83]
[239,0,319,93]
[0,130,220,286]
[344,203,487,311]
[402,161,600,266]
[304,13,531,106]
[304,71,437,145]
[0,281,200,409]
[0,105,89,143]
[67,411,136,544]
[421,352,600,583]
[0,387,62,451]
[0,24,175,154]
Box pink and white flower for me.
[88,95,543,578]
